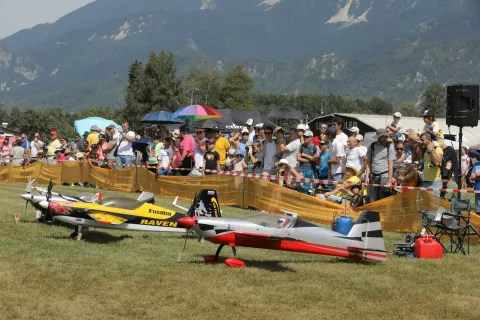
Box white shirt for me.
[344,146,366,170]
[329,139,345,175]
[107,132,120,160]
[194,144,205,169]
[263,140,276,171]
[30,140,41,158]
[282,139,301,168]
[335,132,349,146]
[117,131,135,156]
[248,130,255,144]
[158,148,173,168]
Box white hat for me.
[394,112,402,118]
[356,134,364,141]
[172,129,180,137]
[255,123,264,129]
[296,124,307,131]
[246,119,254,126]
[228,148,236,155]
[277,159,289,166]
[344,163,360,176]
[241,128,249,134]
[304,130,314,137]
[350,126,360,134]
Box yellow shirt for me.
[339,176,361,198]
[423,121,443,146]
[423,146,443,182]
[46,139,61,157]
[214,137,230,165]
[87,133,99,150]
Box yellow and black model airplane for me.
[39,183,221,240]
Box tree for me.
[397,101,420,117]
[0,102,8,124]
[122,59,149,130]
[8,106,22,130]
[420,83,446,117]
[220,64,254,109]
[368,97,393,115]
[184,68,221,106]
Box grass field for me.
[1,182,479,320]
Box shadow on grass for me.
[46,231,133,244]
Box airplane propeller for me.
[177,228,191,263]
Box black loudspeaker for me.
[446,84,479,127]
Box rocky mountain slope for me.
[0,0,479,109]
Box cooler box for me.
[414,235,443,259]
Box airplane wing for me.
[88,213,128,225]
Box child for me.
[157,138,173,176]
[203,139,220,175]
[347,184,364,208]
[234,151,246,173]
[461,147,470,189]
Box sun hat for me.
[344,163,360,176]
[304,130,314,137]
[277,159,290,167]
[373,128,389,140]
[393,112,402,118]
[356,134,364,141]
[246,119,254,126]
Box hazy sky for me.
[0,0,96,39]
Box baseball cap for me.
[304,130,314,137]
[350,127,360,134]
[90,125,100,131]
[394,112,402,118]
[106,124,116,129]
[356,134,364,141]
[255,123,264,129]
[172,129,180,137]
[212,126,220,132]
[422,110,434,118]
[296,124,307,131]
[54,148,62,153]
[99,133,106,139]
[83,131,89,136]
[50,130,57,135]
[246,119,254,126]
[373,128,389,140]
[241,128,249,134]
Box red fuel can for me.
[414,235,443,259]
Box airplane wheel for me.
[70,232,78,239]
[224,258,246,268]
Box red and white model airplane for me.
[178,210,386,268]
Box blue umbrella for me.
[74,117,121,135]
[140,111,183,124]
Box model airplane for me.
[178,210,387,267]
[40,184,221,240]
[20,179,98,223]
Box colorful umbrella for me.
[171,105,222,121]
[140,111,183,124]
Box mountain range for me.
[1,0,479,110]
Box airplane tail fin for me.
[137,192,155,204]
[187,190,221,218]
[346,210,386,261]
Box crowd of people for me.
[1,111,479,212]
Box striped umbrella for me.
[171,105,222,121]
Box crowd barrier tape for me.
[11,160,480,194]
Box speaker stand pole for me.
[457,126,463,200]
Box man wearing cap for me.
[245,119,255,143]
[419,132,443,197]
[231,128,251,157]
[422,110,443,145]
[387,112,404,140]
[28,132,44,165]
[179,125,195,175]
[297,130,319,177]
[254,123,265,142]
[87,125,101,150]
[326,127,345,181]
[46,130,62,164]
[212,126,230,170]
[365,128,396,202]
[115,121,135,169]
[261,125,276,174]
[277,127,301,168]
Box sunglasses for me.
[321,126,327,129]
[196,131,204,134]
[394,116,400,119]
[395,148,404,151]
[213,131,220,134]
[264,132,272,135]
[242,133,249,136]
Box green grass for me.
[1,182,479,320]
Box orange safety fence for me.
[1,162,479,235]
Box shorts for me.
[476,193,480,214]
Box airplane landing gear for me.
[204,245,246,268]
[70,225,83,241]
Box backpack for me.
[369,142,391,164]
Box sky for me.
[0,0,96,39]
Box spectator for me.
[54,147,66,163]
[179,125,195,176]
[297,130,319,179]
[439,142,458,198]
[11,139,25,165]
[254,123,265,142]
[420,132,443,197]
[469,155,480,215]
[349,126,360,137]
[82,131,89,148]
[422,110,444,145]
[347,184,364,209]
[64,149,75,161]
[387,112,404,141]
[213,126,230,170]
[191,138,206,176]
[115,121,135,169]
[157,138,173,176]
[393,140,409,178]
[365,128,395,202]
[318,164,361,204]
[87,125,101,150]
[172,137,182,174]
[244,140,264,174]
[29,132,44,165]
[397,162,421,187]
[404,129,423,162]
[356,134,367,154]
[1,137,12,166]
[330,117,348,146]
[73,134,82,152]
[327,127,345,181]
[232,151,245,173]
[344,135,367,176]
[262,126,276,174]
[203,139,220,175]
[278,127,301,168]
[46,131,62,164]
[296,124,307,144]
[245,119,255,143]
[97,134,107,167]
[318,140,330,180]
[230,128,250,157]
[461,146,470,190]
[20,134,30,154]
[76,152,85,162]
[277,159,301,189]
[104,124,119,169]
[87,144,99,166]
[313,123,328,146]
[146,134,161,173]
